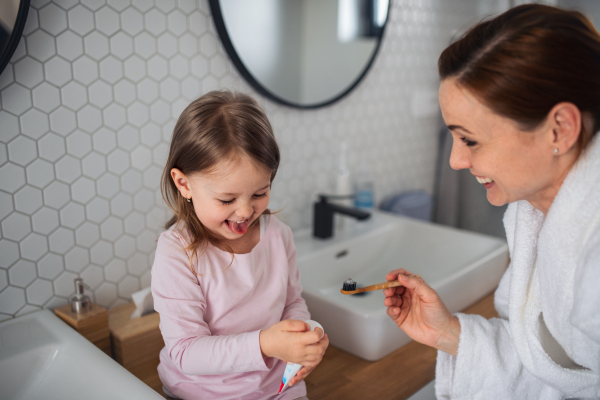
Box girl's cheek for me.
[255,196,269,209]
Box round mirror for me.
[209,0,390,109]
[0,0,30,76]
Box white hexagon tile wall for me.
[0,0,482,320]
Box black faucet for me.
[313,194,371,239]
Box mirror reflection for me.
[0,0,20,54]
[214,0,390,107]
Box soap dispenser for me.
[334,141,353,207]
[55,277,111,355]
[332,142,354,230]
[71,278,92,314]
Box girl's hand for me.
[286,356,327,388]
[259,320,329,369]
[383,269,461,355]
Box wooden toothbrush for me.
[340,278,403,295]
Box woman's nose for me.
[449,139,472,171]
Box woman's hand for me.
[259,319,329,382]
[383,269,461,355]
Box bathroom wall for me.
[0,0,482,320]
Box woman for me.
[384,5,600,399]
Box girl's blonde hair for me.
[161,91,280,272]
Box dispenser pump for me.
[71,278,92,314]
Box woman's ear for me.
[171,168,192,199]
[549,102,581,155]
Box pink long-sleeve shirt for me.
[151,215,311,400]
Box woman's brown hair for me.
[161,91,280,272]
[438,4,600,154]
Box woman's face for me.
[438,78,558,209]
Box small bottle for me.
[354,162,374,209]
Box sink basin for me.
[0,310,164,400]
[294,210,508,361]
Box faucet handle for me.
[318,193,355,202]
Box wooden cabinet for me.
[108,303,165,397]
[104,292,498,400]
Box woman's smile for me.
[474,175,495,189]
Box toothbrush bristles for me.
[342,278,356,291]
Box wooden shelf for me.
[305,292,499,400]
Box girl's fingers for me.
[297,330,323,345]
[283,319,310,332]
[289,367,314,386]
[314,327,324,338]
[305,337,328,355]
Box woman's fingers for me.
[397,274,438,303]
[386,304,400,317]
[383,285,405,297]
[386,268,415,281]
[384,295,402,308]
[383,287,405,302]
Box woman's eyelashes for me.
[218,192,268,205]
[461,137,477,147]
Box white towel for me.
[435,135,600,399]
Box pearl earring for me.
[554,148,559,154]
[186,197,191,203]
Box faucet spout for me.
[313,195,371,239]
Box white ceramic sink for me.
[294,210,508,361]
[0,310,164,400]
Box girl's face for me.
[438,78,561,210]
[172,154,272,243]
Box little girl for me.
[152,91,328,400]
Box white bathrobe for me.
[435,135,600,400]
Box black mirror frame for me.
[208,0,391,109]
[0,0,30,78]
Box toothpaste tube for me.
[278,320,324,394]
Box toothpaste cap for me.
[304,319,324,339]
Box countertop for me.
[304,291,499,400]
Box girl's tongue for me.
[226,219,249,234]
